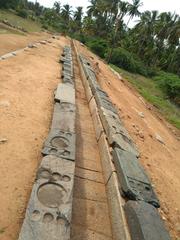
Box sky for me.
[32,0,180,15]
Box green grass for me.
[0,10,42,32]
[110,64,180,129]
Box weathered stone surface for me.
[75,167,104,183]
[98,133,115,184]
[42,129,76,161]
[72,198,112,238]
[51,102,76,133]
[94,91,117,114]
[124,201,171,240]
[63,76,74,85]
[18,155,75,240]
[112,148,160,208]
[88,98,104,140]
[55,83,75,104]
[106,172,130,240]
[81,74,93,102]
[1,52,14,60]
[99,107,139,157]
[62,70,74,78]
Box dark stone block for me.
[99,107,139,156]
[94,91,117,114]
[42,129,76,161]
[18,155,75,240]
[124,201,171,240]
[112,148,160,207]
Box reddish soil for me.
[75,40,180,240]
[0,32,51,56]
[0,35,67,240]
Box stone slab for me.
[60,57,72,63]
[71,225,112,240]
[18,155,75,240]
[55,83,75,104]
[42,129,76,161]
[74,176,106,202]
[99,107,139,157]
[62,70,74,78]
[89,98,104,140]
[51,102,76,133]
[106,172,130,240]
[98,133,115,184]
[75,167,104,183]
[94,91,117,114]
[124,201,171,240]
[72,198,112,237]
[81,75,93,102]
[63,76,74,85]
[112,148,160,208]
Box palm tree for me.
[73,7,83,33]
[61,4,72,23]
[107,0,129,63]
[87,0,98,17]
[53,1,61,14]
[127,0,142,26]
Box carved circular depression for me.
[38,169,51,179]
[62,175,71,182]
[52,172,62,181]
[43,213,54,223]
[38,183,66,208]
[51,137,68,149]
[31,210,41,221]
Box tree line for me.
[0,0,179,104]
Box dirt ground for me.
[75,40,180,240]
[0,35,68,240]
[0,32,51,56]
[0,33,180,240]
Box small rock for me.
[0,138,8,144]
[139,131,144,139]
[40,40,46,45]
[138,112,145,118]
[0,100,10,107]
[155,134,165,144]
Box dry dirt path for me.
[75,40,180,240]
[0,32,51,56]
[0,36,67,240]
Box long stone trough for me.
[75,42,171,240]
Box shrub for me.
[16,9,28,18]
[107,47,149,76]
[86,38,108,58]
[154,71,180,105]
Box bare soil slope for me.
[75,40,180,240]
[0,36,67,240]
[0,32,50,56]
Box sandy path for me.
[0,32,51,56]
[75,40,180,240]
[0,36,67,240]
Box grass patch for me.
[0,10,42,32]
[110,64,180,129]
[0,22,24,35]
